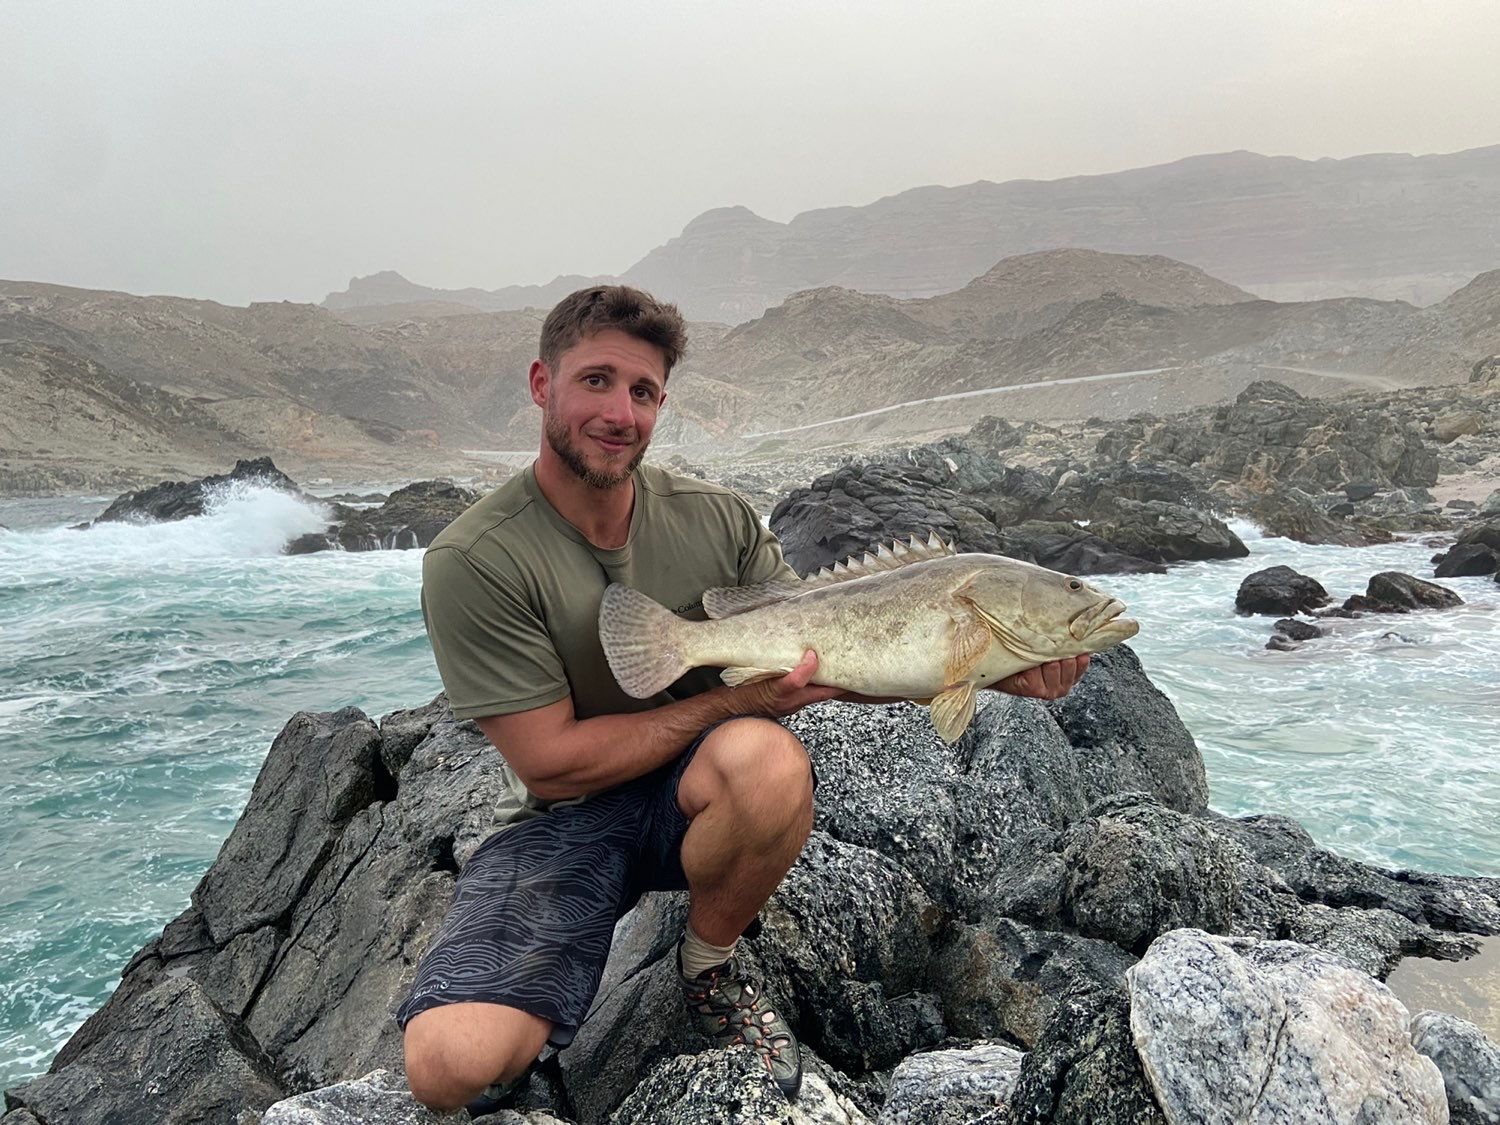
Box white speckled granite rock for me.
[258,1069,565,1125]
[875,1041,1023,1124]
[1127,930,1447,1124]
[1411,1011,1500,1125]
[606,1047,871,1125]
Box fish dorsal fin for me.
[701,578,803,619]
[801,531,956,591]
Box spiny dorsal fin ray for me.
[800,531,956,590]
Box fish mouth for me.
[1069,598,1138,645]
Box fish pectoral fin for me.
[929,683,977,745]
[960,595,1048,665]
[720,666,793,687]
[947,613,992,683]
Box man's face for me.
[532,328,667,490]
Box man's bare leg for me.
[403,1002,552,1112]
[676,717,815,945]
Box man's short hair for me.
[539,285,688,377]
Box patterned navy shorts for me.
[395,723,720,1036]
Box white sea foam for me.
[0,483,331,572]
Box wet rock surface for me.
[8,660,1500,1122]
[1235,565,1331,616]
[94,456,300,524]
[88,457,476,554]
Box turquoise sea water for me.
[1,483,1497,1087]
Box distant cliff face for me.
[322,146,1500,323]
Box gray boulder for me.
[3,978,282,1125]
[1347,571,1465,614]
[930,919,1135,1048]
[1128,930,1447,1124]
[1410,1011,1500,1125]
[1216,812,1500,937]
[1235,565,1331,616]
[1087,498,1248,564]
[1052,796,1243,954]
[875,1042,1022,1125]
[1005,981,1165,1125]
[259,1069,567,1124]
[1435,543,1500,578]
[605,1048,871,1124]
[786,647,1207,919]
[195,707,386,945]
[997,519,1168,575]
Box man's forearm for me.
[522,686,749,800]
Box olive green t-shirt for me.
[420,462,796,822]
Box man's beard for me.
[544,406,648,489]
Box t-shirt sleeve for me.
[734,495,800,586]
[421,545,571,720]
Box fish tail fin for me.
[599,584,694,698]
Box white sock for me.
[679,925,737,978]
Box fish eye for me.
[1067,579,1082,591]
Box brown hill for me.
[907,249,1256,338]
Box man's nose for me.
[600,387,635,427]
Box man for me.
[399,285,1087,1111]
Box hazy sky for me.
[5,0,1499,306]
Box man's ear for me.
[528,359,549,409]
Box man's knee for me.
[698,718,813,809]
[402,1004,548,1111]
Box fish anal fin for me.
[720,666,792,687]
[929,682,977,744]
[946,613,992,684]
[702,579,802,619]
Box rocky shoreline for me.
[5,648,1498,1124]
[71,379,1500,584]
[9,374,1498,1123]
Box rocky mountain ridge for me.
[323,146,1500,323]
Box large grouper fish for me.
[599,532,1140,743]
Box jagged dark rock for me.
[94,456,301,524]
[1434,543,1500,578]
[1272,618,1325,643]
[1004,981,1166,1125]
[1235,565,1331,616]
[1342,571,1465,614]
[322,479,479,552]
[3,978,283,1124]
[997,520,1167,575]
[1085,499,1248,564]
[1128,380,1439,494]
[770,440,1240,576]
[13,642,1500,1124]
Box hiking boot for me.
[679,951,802,1099]
[465,1076,520,1118]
